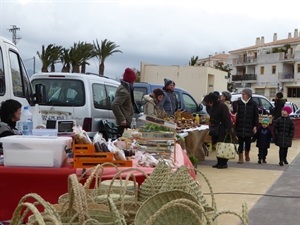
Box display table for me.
[178,125,209,161]
[0,144,194,221]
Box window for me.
[0,48,5,95]
[270,88,276,99]
[105,85,117,108]
[134,87,148,112]
[93,83,108,109]
[298,64,300,73]
[182,93,198,112]
[260,66,264,75]
[31,79,84,106]
[272,65,276,74]
[255,89,264,96]
[288,88,300,97]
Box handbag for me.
[216,134,237,159]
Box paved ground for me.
[195,140,300,225]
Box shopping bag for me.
[216,134,237,159]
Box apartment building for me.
[227,29,300,105]
[196,52,229,68]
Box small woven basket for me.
[134,190,198,225]
[138,161,173,202]
[145,202,204,225]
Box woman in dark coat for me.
[232,88,259,163]
[203,92,234,169]
[274,106,294,166]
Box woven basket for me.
[138,161,173,202]
[59,163,119,204]
[11,193,61,225]
[134,190,198,225]
[145,202,204,225]
[159,166,209,207]
[96,168,150,225]
[212,203,249,225]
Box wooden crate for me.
[72,143,132,168]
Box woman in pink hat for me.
[274,106,294,166]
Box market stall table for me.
[0,143,194,222]
[178,125,209,161]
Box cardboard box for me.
[1,135,72,167]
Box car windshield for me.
[31,79,85,106]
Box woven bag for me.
[11,193,61,225]
[134,190,198,225]
[159,166,209,207]
[96,168,150,225]
[145,202,204,225]
[138,161,173,202]
[58,163,119,204]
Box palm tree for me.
[79,42,95,74]
[60,48,71,72]
[188,56,199,66]
[37,44,62,72]
[69,42,82,73]
[93,39,122,76]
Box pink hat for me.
[282,106,292,115]
[123,68,136,83]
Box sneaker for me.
[263,160,267,163]
[258,160,261,164]
[279,161,283,166]
[284,160,289,164]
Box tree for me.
[93,39,122,76]
[188,56,199,66]
[37,44,62,72]
[60,48,71,72]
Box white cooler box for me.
[0,135,72,167]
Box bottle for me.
[195,114,200,125]
[32,104,43,129]
[19,106,33,135]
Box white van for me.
[0,36,36,106]
[30,72,120,137]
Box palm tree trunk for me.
[81,64,86,74]
[50,64,55,72]
[41,65,48,72]
[99,63,105,76]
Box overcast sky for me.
[1,0,300,79]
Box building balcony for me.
[232,74,257,83]
[278,72,294,82]
[232,56,257,66]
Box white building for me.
[139,62,228,103]
[227,29,300,105]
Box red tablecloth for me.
[0,144,194,221]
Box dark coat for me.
[112,80,135,126]
[208,101,233,144]
[253,126,273,149]
[233,98,259,138]
[274,116,294,148]
[272,98,286,120]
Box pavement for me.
[195,140,300,225]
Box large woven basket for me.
[96,168,150,225]
[145,202,204,225]
[134,190,198,225]
[138,161,173,202]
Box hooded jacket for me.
[142,94,166,119]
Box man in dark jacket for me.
[159,78,178,116]
[112,68,138,137]
[232,88,259,163]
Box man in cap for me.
[159,78,178,116]
[112,68,139,137]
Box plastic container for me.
[17,106,33,135]
[32,129,58,136]
[1,136,72,167]
[32,104,44,129]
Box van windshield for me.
[31,79,85,106]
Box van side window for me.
[93,83,109,109]
[0,48,5,95]
[133,87,147,111]
[105,85,117,108]
[174,91,181,109]
[9,51,23,97]
[182,93,198,112]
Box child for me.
[274,106,294,166]
[252,118,273,164]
